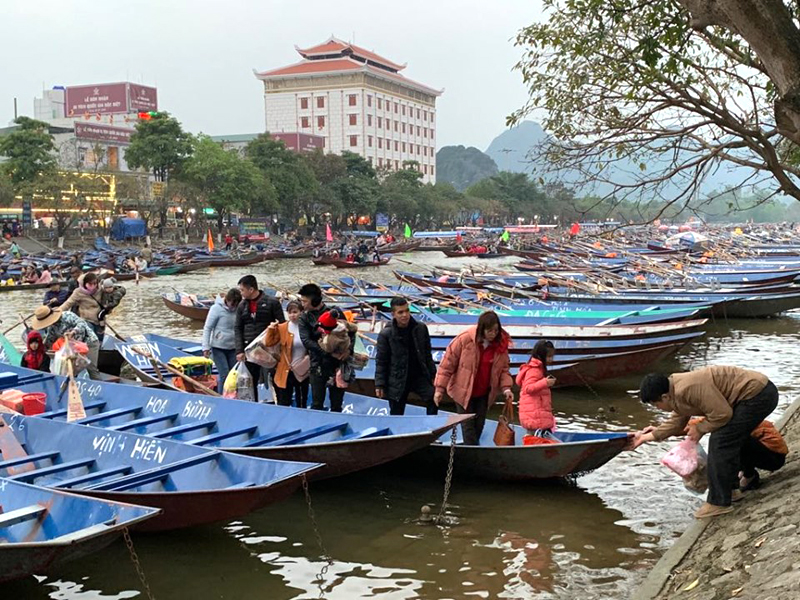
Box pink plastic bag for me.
[661,438,707,478]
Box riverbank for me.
[634,395,800,600]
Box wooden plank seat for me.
[150,420,216,439]
[224,481,256,489]
[50,521,116,543]
[0,451,60,471]
[57,466,133,489]
[338,427,391,441]
[107,413,180,432]
[0,504,47,529]
[86,451,220,492]
[188,425,258,447]
[77,406,142,425]
[38,401,106,419]
[8,458,96,482]
[241,429,302,448]
[269,423,348,446]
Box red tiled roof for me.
[296,37,406,72]
[256,58,362,77]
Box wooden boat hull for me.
[204,254,265,267]
[175,260,212,274]
[161,294,212,321]
[0,478,159,582]
[0,281,68,293]
[332,258,391,268]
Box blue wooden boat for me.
[337,392,630,481]
[0,410,321,532]
[0,365,470,481]
[0,478,159,582]
[113,337,218,393]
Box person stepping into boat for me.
[517,340,558,440]
[235,275,285,402]
[375,297,438,416]
[30,305,101,379]
[264,300,310,408]
[203,288,242,394]
[434,311,514,445]
[630,366,779,519]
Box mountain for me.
[484,120,762,198]
[436,145,499,191]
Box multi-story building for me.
[255,37,442,183]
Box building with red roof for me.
[255,37,442,183]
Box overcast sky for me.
[1,0,542,151]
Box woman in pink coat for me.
[434,311,514,445]
[516,340,557,437]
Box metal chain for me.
[301,474,333,598]
[123,527,156,600]
[572,368,602,400]
[435,426,458,526]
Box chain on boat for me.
[123,527,156,600]
[434,425,458,526]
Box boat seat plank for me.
[338,427,391,441]
[0,504,47,529]
[87,451,220,492]
[50,522,114,543]
[150,420,216,439]
[9,458,96,482]
[107,413,180,432]
[0,451,60,470]
[225,481,256,489]
[57,465,133,489]
[188,425,258,447]
[38,401,106,419]
[242,429,301,448]
[77,406,142,425]
[274,423,348,446]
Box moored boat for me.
[161,292,214,321]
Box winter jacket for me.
[61,284,126,326]
[298,303,354,375]
[42,289,69,307]
[234,291,285,354]
[202,296,237,351]
[375,317,436,400]
[265,321,308,388]
[41,310,99,348]
[433,326,513,409]
[516,358,555,431]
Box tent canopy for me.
[111,218,147,240]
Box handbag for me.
[291,354,311,382]
[493,397,516,446]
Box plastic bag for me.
[50,337,90,377]
[244,330,280,369]
[661,438,707,478]
[223,362,244,399]
[235,362,255,402]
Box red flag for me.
[326,223,333,242]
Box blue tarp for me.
[110,218,147,240]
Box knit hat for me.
[317,310,338,331]
[101,277,117,289]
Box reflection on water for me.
[3,253,800,599]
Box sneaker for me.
[694,502,734,519]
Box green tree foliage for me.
[436,145,499,191]
[245,134,318,220]
[181,135,277,229]
[125,112,193,182]
[511,0,800,212]
[0,117,57,195]
[466,171,550,222]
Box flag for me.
[207,228,215,252]
[66,364,86,422]
[326,222,333,242]
[501,230,510,242]
[404,224,412,238]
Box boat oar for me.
[103,321,128,343]
[129,346,221,396]
[3,312,35,336]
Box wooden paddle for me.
[129,346,221,396]
[3,312,35,336]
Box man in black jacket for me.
[375,297,438,415]
[235,275,285,401]
[298,283,352,412]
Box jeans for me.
[276,371,310,408]
[89,322,105,345]
[388,378,437,416]
[707,381,779,506]
[456,394,489,445]
[310,371,344,412]
[211,347,238,394]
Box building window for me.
[417,144,421,154]
[367,114,373,127]
[301,116,309,128]
[430,113,434,123]
[401,123,406,134]
[402,142,406,152]
[317,97,325,109]
[368,135,373,147]
[378,138,383,149]
[349,114,358,126]
[394,141,399,151]
[394,102,398,113]
[377,98,382,110]
[423,128,427,138]
[409,144,413,155]
[348,94,357,107]
[402,105,406,116]
[378,158,383,167]
[317,116,325,128]
[350,135,358,147]
[300,98,309,110]
[431,165,435,176]
[394,121,398,132]
[423,146,427,156]
[424,165,428,175]
[367,95,373,107]
[395,160,399,170]
[386,138,390,148]
[377,117,382,129]
[416,108,420,119]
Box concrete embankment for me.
[633,396,800,600]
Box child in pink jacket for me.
[516,340,557,437]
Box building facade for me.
[255,37,442,183]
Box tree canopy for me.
[125,112,193,182]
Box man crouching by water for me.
[628,366,778,519]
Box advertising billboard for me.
[75,122,134,145]
[128,83,158,111]
[273,132,325,153]
[65,83,128,116]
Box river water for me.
[3,253,799,599]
